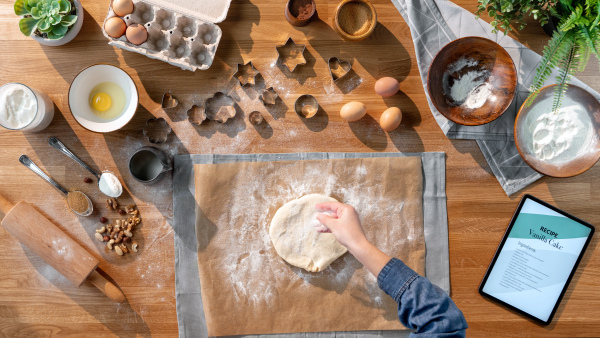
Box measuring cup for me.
[19,155,93,216]
[128,147,172,184]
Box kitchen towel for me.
[173,152,449,338]
[392,0,600,195]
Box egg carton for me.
[102,0,223,71]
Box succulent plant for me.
[14,0,78,40]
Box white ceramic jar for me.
[0,83,54,132]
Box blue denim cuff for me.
[377,258,419,303]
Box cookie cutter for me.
[259,87,279,106]
[249,111,264,125]
[187,105,207,125]
[233,61,260,86]
[276,37,307,72]
[328,57,352,82]
[143,117,172,144]
[205,92,236,123]
[294,94,318,118]
[161,92,179,109]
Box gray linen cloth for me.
[173,152,448,338]
[390,0,600,195]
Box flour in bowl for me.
[443,57,492,108]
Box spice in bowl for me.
[333,0,377,41]
[285,0,316,27]
[67,191,91,215]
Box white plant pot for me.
[30,0,84,46]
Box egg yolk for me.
[91,92,112,112]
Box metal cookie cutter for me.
[259,87,279,106]
[276,37,307,72]
[328,57,352,82]
[143,117,172,144]
[233,61,260,86]
[295,94,318,118]
[205,92,236,123]
[161,92,179,109]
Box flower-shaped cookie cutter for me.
[161,92,179,109]
[328,57,352,82]
[259,87,279,106]
[205,92,236,123]
[187,105,207,125]
[276,37,307,72]
[233,61,260,86]
[143,117,172,143]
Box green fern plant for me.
[478,0,600,112]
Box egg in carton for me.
[102,0,223,71]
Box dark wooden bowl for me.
[427,37,517,125]
[514,84,600,177]
[285,0,316,27]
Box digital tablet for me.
[479,194,595,325]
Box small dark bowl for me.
[427,36,517,126]
[514,84,600,177]
[285,0,316,27]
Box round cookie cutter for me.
[294,94,318,118]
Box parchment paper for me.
[194,157,426,336]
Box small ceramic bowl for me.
[333,0,377,41]
[68,64,139,133]
[427,36,517,126]
[514,84,600,177]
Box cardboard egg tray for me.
[102,0,227,71]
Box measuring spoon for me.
[19,155,93,217]
[48,137,122,197]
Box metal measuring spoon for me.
[48,137,122,197]
[19,155,93,217]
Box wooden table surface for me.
[1,0,599,337]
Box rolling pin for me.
[0,193,126,303]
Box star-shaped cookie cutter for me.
[233,61,260,86]
[276,37,307,72]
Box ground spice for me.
[290,0,314,20]
[338,1,372,36]
[67,191,89,214]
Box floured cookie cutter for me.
[276,37,307,72]
[205,92,236,123]
[161,92,179,109]
[295,94,318,118]
[234,61,260,86]
[249,111,264,125]
[328,57,352,82]
[143,117,172,143]
[187,105,207,125]
[259,87,279,106]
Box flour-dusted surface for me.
[270,194,346,272]
[194,157,425,336]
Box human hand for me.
[314,202,369,252]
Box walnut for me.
[106,198,118,210]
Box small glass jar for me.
[0,83,54,132]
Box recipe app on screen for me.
[482,199,592,321]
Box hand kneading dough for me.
[269,194,348,272]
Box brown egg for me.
[126,24,148,45]
[340,102,367,122]
[112,0,134,17]
[104,17,127,38]
[375,77,399,97]
[379,107,402,131]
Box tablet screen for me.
[480,195,594,323]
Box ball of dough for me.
[269,194,347,272]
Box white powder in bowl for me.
[99,172,123,197]
[443,57,492,108]
[0,84,36,129]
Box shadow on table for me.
[386,91,424,153]
[42,7,119,83]
[20,245,151,337]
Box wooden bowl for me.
[332,0,377,42]
[427,37,517,125]
[285,0,316,27]
[514,84,600,177]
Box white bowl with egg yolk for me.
[68,64,138,133]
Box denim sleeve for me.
[377,258,468,337]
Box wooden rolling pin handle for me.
[87,270,126,303]
[0,193,14,217]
